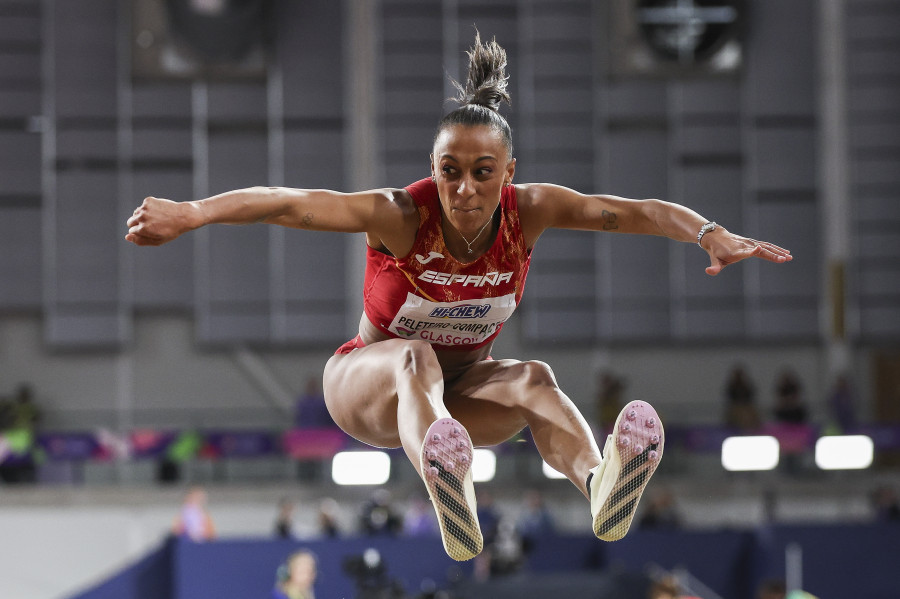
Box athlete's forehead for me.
[433,124,508,163]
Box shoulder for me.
[384,187,418,217]
[365,186,421,256]
[512,183,580,246]
[515,183,581,212]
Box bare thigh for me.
[324,342,561,449]
[443,358,552,446]
[322,338,443,448]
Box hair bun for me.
[450,31,511,112]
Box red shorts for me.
[334,335,366,355]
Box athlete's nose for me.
[457,173,475,198]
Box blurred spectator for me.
[403,495,437,537]
[473,491,503,582]
[476,491,501,547]
[487,518,526,577]
[274,497,296,539]
[294,377,334,429]
[317,497,342,538]
[827,373,857,432]
[773,370,808,425]
[157,429,202,484]
[871,485,900,522]
[724,365,761,431]
[8,384,41,430]
[595,370,626,432]
[359,489,402,536]
[0,383,42,484]
[756,578,786,599]
[172,486,216,541]
[516,489,555,541]
[272,549,317,599]
[639,488,681,531]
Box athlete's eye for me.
[442,166,457,175]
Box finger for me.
[706,255,723,276]
[129,224,160,239]
[126,232,162,247]
[752,244,793,263]
[126,214,140,227]
[757,241,792,256]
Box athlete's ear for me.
[506,157,516,185]
[430,153,436,179]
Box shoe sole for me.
[592,400,664,541]
[420,418,483,561]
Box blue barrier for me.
[70,523,900,599]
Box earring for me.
[432,176,436,183]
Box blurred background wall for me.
[0,0,897,428]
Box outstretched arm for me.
[517,183,792,276]
[125,186,413,250]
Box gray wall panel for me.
[0,52,39,81]
[756,201,819,299]
[745,0,816,117]
[279,0,342,119]
[523,307,596,343]
[608,235,670,298]
[607,81,668,119]
[208,82,267,121]
[0,131,40,195]
[132,82,193,118]
[684,306,745,338]
[283,129,344,189]
[53,1,117,119]
[283,230,345,302]
[208,226,270,303]
[0,0,887,348]
[678,124,741,157]
[677,80,741,116]
[607,305,670,340]
[207,132,268,193]
[55,172,120,303]
[0,208,41,307]
[0,90,42,117]
[856,195,900,222]
[755,129,817,191]
[606,130,668,198]
[56,129,117,161]
[133,128,193,161]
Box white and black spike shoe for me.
[420,417,483,561]
[589,400,664,541]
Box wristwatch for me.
[697,222,718,247]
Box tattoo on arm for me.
[301,212,314,227]
[602,209,618,231]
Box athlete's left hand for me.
[701,228,792,276]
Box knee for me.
[397,339,441,374]
[518,360,559,390]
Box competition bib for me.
[387,292,518,347]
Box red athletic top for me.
[360,178,532,351]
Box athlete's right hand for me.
[125,197,201,246]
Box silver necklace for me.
[456,210,495,254]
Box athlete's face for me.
[431,124,516,237]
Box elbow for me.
[640,198,667,235]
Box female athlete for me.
[126,34,792,561]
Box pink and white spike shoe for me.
[589,400,665,541]
[419,417,482,561]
